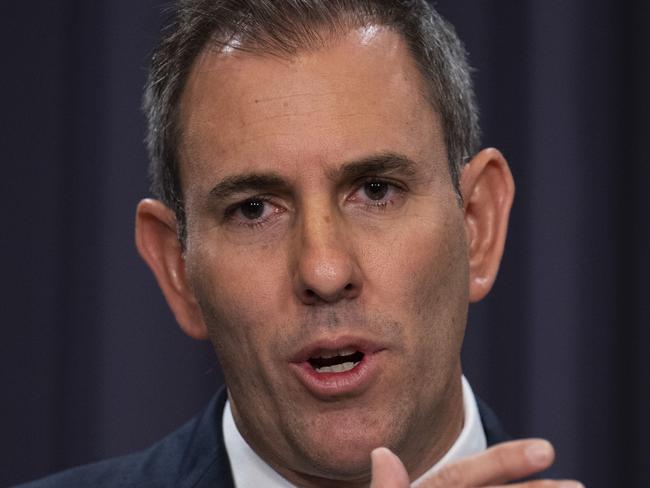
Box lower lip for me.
[290,352,383,399]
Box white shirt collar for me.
[223,376,486,488]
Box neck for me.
[399,372,465,482]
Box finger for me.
[492,480,584,488]
[423,438,555,487]
[370,447,411,488]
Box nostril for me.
[298,282,359,305]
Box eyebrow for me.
[209,173,288,203]
[207,152,420,203]
[334,152,419,181]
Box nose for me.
[293,212,362,305]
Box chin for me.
[289,417,397,480]
[298,447,373,482]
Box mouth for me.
[290,338,384,398]
[307,348,365,374]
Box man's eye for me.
[225,197,286,229]
[350,179,404,209]
[240,199,266,220]
[363,181,390,201]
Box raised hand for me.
[370,439,584,488]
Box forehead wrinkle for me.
[247,89,348,106]
[236,112,373,139]
[239,108,331,130]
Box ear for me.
[134,198,209,340]
[460,148,515,303]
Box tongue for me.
[309,351,364,369]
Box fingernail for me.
[557,482,584,488]
[370,447,382,465]
[371,447,394,466]
[524,441,552,467]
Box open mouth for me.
[307,348,365,374]
[290,339,383,397]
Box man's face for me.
[178,27,469,484]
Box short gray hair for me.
[144,0,480,241]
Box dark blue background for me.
[1,1,648,486]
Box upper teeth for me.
[319,348,356,359]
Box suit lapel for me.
[476,397,510,446]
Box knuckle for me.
[492,447,513,473]
[493,442,524,475]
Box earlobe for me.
[460,148,515,302]
[134,198,209,340]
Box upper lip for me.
[290,335,386,363]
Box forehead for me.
[178,26,445,189]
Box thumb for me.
[370,447,411,488]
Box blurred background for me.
[1,0,648,486]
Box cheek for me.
[373,212,469,354]
[376,213,467,304]
[190,270,275,402]
[186,246,263,350]
[185,239,292,373]
[414,228,468,324]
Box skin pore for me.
[135,25,515,487]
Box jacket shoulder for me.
[15,451,151,488]
[14,390,233,488]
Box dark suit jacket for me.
[15,388,508,487]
